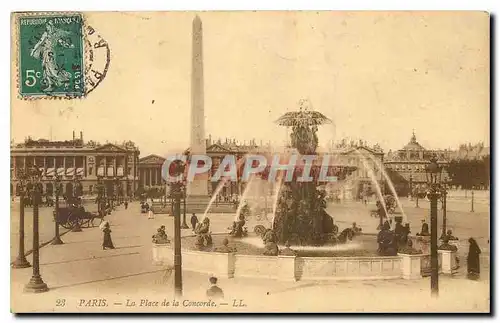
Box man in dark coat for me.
[467,238,481,280]
[190,213,199,231]
[206,276,224,299]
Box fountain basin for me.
[152,234,459,282]
[153,233,404,281]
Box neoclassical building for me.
[383,131,450,194]
[10,132,140,197]
[138,154,166,189]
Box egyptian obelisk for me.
[187,15,208,197]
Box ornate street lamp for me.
[12,169,31,269]
[51,175,64,245]
[171,160,185,297]
[96,177,104,215]
[181,184,189,229]
[425,156,442,297]
[71,176,83,233]
[440,175,450,240]
[24,165,49,293]
[409,174,413,201]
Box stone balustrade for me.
[152,243,458,282]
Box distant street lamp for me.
[471,190,475,213]
[12,170,31,269]
[71,177,83,233]
[440,176,450,240]
[171,160,185,297]
[172,182,184,297]
[181,184,189,229]
[425,156,443,297]
[24,165,49,293]
[51,175,64,245]
[409,174,413,201]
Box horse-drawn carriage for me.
[53,205,105,229]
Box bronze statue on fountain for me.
[194,217,213,249]
[229,214,248,238]
[271,101,356,246]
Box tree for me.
[447,156,490,190]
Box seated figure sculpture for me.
[280,241,297,256]
[262,229,279,256]
[351,222,362,235]
[152,225,170,244]
[215,238,237,253]
[398,237,422,255]
[445,229,459,241]
[377,222,397,256]
[194,217,213,249]
[229,214,247,238]
[337,228,355,244]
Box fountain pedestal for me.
[277,256,297,281]
[398,253,422,279]
[438,250,458,275]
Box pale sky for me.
[11,11,490,156]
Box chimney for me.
[80,131,83,142]
[72,130,75,141]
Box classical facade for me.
[10,132,140,197]
[384,132,449,194]
[138,154,166,189]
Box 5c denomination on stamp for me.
[18,13,85,98]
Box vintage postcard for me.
[10,11,490,313]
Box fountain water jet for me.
[202,177,229,219]
[365,153,408,223]
[202,155,248,219]
[270,172,284,229]
[235,175,256,221]
[354,150,388,215]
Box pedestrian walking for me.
[124,200,128,210]
[191,213,199,231]
[467,237,481,280]
[102,222,115,250]
[148,207,155,220]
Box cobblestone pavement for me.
[11,200,490,313]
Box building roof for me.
[139,154,166,164]
[401,131,425,151]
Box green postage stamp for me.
[18,13,85,98]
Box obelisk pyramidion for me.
[188,15,208,197]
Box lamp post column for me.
[24,185,48,293]
[181,187,188,229]
[51,181,63,245]
[173,184,183,297]
[440,190,447,240]
[12,190,31,268]
[471,190,475,213]
[429,187,439,297]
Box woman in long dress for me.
[467,237,481,280]
[148,207,155,220]
[102,222,115,250]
